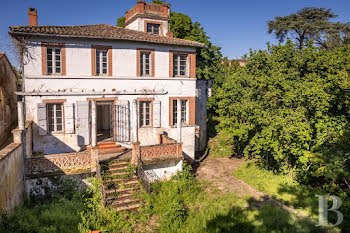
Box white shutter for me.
[153,100,161,128]
[64,102,74,134]
[37,103,47,135]
[76,101,90,146]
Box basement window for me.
[96,49,108,75]
[139,101,151,127]
[47,48,61,75]
[47,103,63,132]
[173,54,187,77]
[147,23,160,35]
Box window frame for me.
[41,42,66,76]
[139,100,153,128]
[140,51,152,77]
[137,49,155,77]
[46,47,62,75]
[47,103,64,133]
[173,54,188,77]
[95,49,109,76]
[171,99,189,126]
[146,23,160,35]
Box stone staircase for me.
[97,142,127,155]
[100,159,143,212]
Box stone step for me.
[108,161,130,167]
[98,144,121,150]
[103,176,138,184]
[114,203,141,212]
[106,192,134,201]
[108,166,130,172]
[110,198,142,208]
[104,180,139,190]
[97,141,118,146]
[99,147,127,155]
[105,187,139,196]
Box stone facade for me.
[0,53,18,149]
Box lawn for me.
[233,161,331,221]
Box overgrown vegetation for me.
[1,165,329,233]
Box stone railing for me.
[26,151,92,177]
[132,136,183,165]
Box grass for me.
[233,162,331,221]
[1,164,336,233]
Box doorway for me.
[96,101,114,142]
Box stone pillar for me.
[17,101,25,130]
[132,99,138,143]
[12,129,23,143]
[157,134,162,144]
[91,101,97,147]
[131,141,140,165]
[177,99,182,142]
[91,147,99,173]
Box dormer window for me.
[146,23,160,35]
[173,54,187,77]
[47,48,61,75]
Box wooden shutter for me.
[37,103,47,135]
[64,102,74,134]
[76,101,90,146]
[153,100,161,128]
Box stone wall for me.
[0,53,18,149]
[26,151,92,177]
[140,142,182,165]
[0,143,24,213]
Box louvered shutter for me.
[64,102,74,134]
[76,101,90,146]
[153,100,161,128]
[37,103,47,135]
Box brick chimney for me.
[28,8,37,26]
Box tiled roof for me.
[9,24,205,48]
[0,52,5,59]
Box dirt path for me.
[195,156,309,218]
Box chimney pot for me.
[28,8,37,26]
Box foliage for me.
[268,7,350,49]
[116,3,223,81]
[0,181,85,233]
[116,16,125,28]
[213,41,350,231]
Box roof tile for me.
[9,24,205,48]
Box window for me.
[47,48,61,75]
[172,99,188,125]
[140,52,151,76]
[47,103,63,132]
[139,101,151,127]
[96,50,108,75]
[147,23,160,35]
[173,54,187,76]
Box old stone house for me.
[9,2,210,180]
[0,52,18,149]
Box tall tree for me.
[268,7,350,49]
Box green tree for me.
[268,7,350,49]
[116,16,125,28]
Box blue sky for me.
[1,0,349,68]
